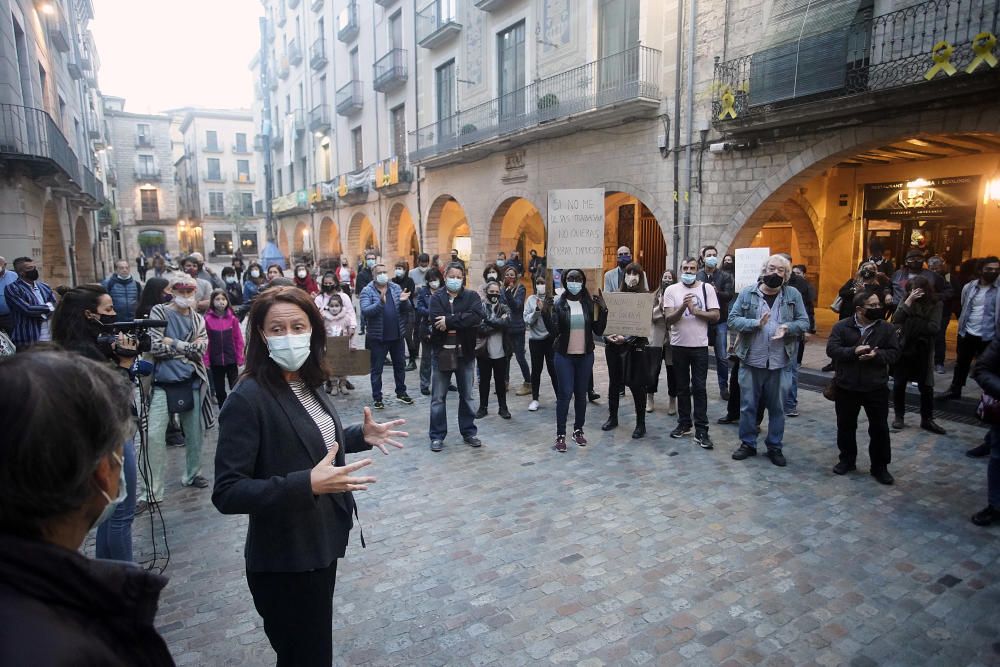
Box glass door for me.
[598,0,640,97]
[498,21,525,121]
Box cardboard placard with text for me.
[324,336,370,377]
[734,247,771,291]
[546,188,605,269]
[603,291,654,338]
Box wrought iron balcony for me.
[291,109,305,134]
[417,0,461,48]
[336,80,364,116]
[276,4,287,26]
[309,104,331,134]
[287,39,303,66]
[410,45,661,166]
[373,48,408,93]
[67,59,83,80]
[271,118,284,148]
[87,112,101,139]
[135,168,161,182]
[46,14,71,52]
[310,37,328,69]
[0,104,78,183]
[337,1,360,43]
[711,0,1000,134]
[234,171,255,184]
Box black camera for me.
[96,318,167,355]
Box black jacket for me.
[212,377,371,572]
[827,317,901,392]
[551,293,608,355]
[429,288,486,359]
[0,534,174,666]
[972,338,1000,399]
[697,268,735,315]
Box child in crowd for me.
[203,289,245,406]
[324,296,355,395]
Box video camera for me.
[96,318,167,355]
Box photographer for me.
[50,285,139,562]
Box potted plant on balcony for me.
[460,123,477,136]
[537,93,560,121]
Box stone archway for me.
[424,194,470,263]
[278,224,290,261]
[292,221,311,261]
[319,216,342,260]
[487,195,544,276]
[347,212,379,261]
[41,201,69,286]
[386,203,419,264]
[730,198,821,275]
[74,215,96,283]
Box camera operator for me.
[50,285,139,562]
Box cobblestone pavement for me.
[134,356,1000,667]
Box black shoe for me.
[935,388,961,401]
[717,415,738,425]
[891,417,904,431]
[920,419,947,435]
[498,408,512,419]
[670,425,692,438]
[766,448,787,467]
[344,380,355,390]
[421,387,431,396]
[405,361,417,371]
[448,384,459,392]
[373,400,384,409]
[632,425,646,439]
[601,416,619,431]
[464,435,482,447]
[871,468,894,485]
[588,392,601,403]
[971,505,1000,526]
[967,443,991,458]
[720,387,730,401]
[695,432,714,450]
[184,474,210,489]
[732,444,757,460]
[821,363,834,372]
[832,461,856,475]
[396,394,414,405]
[475,407,487,418]
[430,440,443,452]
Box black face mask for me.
[761,273,783,289]
[322,284,336,293]
[983,271,999,283]
[487,294,499,303]
[864,307,886,321]
[98,313,117,326]
[23,269,39,281]
[860,269,876,280]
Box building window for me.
[240,192,254,216]
[289,163,295,192]
[140,189,159,219]
[391,105,406,159]
[351,126,363,171]
[236,159,251,182]
[205,129,219,151]
[136,123,150,145]
[276,168,283,196]
[498,21,526,120]
[321,140,331,180]
[241,232,259,255]
[436,60,456,136]
[301,157,307,188]
[209,191,225,216]
[138,154,155,176]
[207,158,221,180]
[214,231,234,255]
[235,132,248,152]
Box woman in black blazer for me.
[213,286,406,667]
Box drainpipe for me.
[671,0,684,264]
[682,0,698,259]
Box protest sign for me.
[324,336,370,376]
[546,188,605,269]
[603,291,653,338]
[734,247,771,291]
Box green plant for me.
[460,123,477,135]
[538,93,559,110]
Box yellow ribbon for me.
[718,86,738,120]
[925,40,957,79]
[966,32,998,73]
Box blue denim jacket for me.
[727,283,810,363]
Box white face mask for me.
[265,332,313,372]
[250,269,261,278]
[536,284,546,295]
[429,280,441,289]
[624,274,640,287]
[173,295,194,309]
[487,273,498,281]
[394,268,405,278]
[213,300,228,311]
[297,270,307,279]
[92,452,126,529]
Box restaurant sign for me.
[864,175,980,220]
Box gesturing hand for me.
[310,443,375,495]
[771,324,788,340]
[434,315,448,331]
[759,310,770,327]
[361,406,407,455]
[400,289,411,302]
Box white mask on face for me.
[297,270,307,279]
[624,274,640,287]
[536,284,546,295]
[92,453,126,529]
[429,280,441,290]
[173,295,194,309]
[265,332,313,372]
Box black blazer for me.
[550,293,608,355]
[429,288,486,359]
[212,377,371,573]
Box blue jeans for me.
[554,351,593,435]
[783,357,800,413]
[95,437,137,562]
[419,338,433,392]
[713,322,729,390]
[989,425,1000,508]
[738,364,787,450]
[509,329,530,383]
[429,352,477,441]
[369,338,407,401]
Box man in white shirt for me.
[939,256,1000,400]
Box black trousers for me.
[934,311,950,366]
[478,355,508,410]
[835,386,891,469]
[246,560,338,667]
[210,364,238,406]
[893,376,933,421]
[672,346,709,432]
[645,345,677,397]
[950,333,990,390]
[605,345,646,418]
[528,337,558,400]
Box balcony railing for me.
[373,48,408,92]
[310,37,328,69]
[254,134,267,151]
[87,112,101,139]
[276,4,287,26]
[135,168,161,181]
[291,109,305,134]
[287,39,303,66]
[271,118,284,148]
[232,141,251,154]
[417,0,461,48]
[0,104,77,181]
[136,134,153,147]
[309,104,331,133]
[411,45,661,163]
[337,1,360,42]
[234,171,255,184]
[203,141,223,153]
[336,80,364,116]
[711,0,1000,128]
[46,14,71,52]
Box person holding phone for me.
[826,292,901,485]
[359,263,413,409]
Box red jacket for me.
[294,274,319,295]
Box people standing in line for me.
[316,274,356,396]
[524,274,559,412]
[927,255,953,374]
[480,263,501,295]
[604,246,649,293]
[937,256,1000,401]
[359,263,413,410]
[338,255,356,297]
[647,269,678,417]
[495,251,508,270]
[890,276,946,434]
[4,256,57,350]
[244,262,266,304]
[508,250,524,277]
[428,264,486,452]
[728,255,810,466]
[550,269,608,453]
[409,253,430,289]
[501,265,532,396]
[414,268,443,396]
[103,260,142,322]
[601,262,650,439]
[293,264,319,296]
[137,274,213,514]
[356,252,377,335]
[697,246,735,400]
[0,352,175,666]
[203,289,245,408]
[662,258,720,450]
[181,256,214,313]
[0,256,17,335]
[136,251,148,281]
[212,286,406,667]
[721,254,735,275]
[827,292,901,485]
[476,281,512,420]
[152,253,168,278]
[838,261,892,320]
[392,260,418,371]
[865,239,895,278]
[970,338,1000,526]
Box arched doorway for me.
[41,202,69,286]
[488,196,544,282]
[425,194,471,266]
[74,216,96,283]
[386,203,419,265]
[278,224,290,262]
[292,220,311,264]
[138,230,167,257]
[730,198,821,277]
[347,213,379,262]
[604,191,668,285]
[319,216,342,261]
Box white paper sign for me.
[547,188,605,269]
[603,292,654,338]
[734,247,771,291]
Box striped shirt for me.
[289,380,338,451]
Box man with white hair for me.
[727,254,810,467]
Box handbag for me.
[976,393,1000,425]
[822,381,838,402]
[159,378,197,413]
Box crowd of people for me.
[1,241,998,665]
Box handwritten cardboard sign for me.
[547,188,605,269]
[734,247,771,291]
[603,291,653,338]
[324,336,370,377]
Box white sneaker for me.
[528,400,539,411]
[646,395,654,413]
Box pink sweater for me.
[203,309,245,367]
